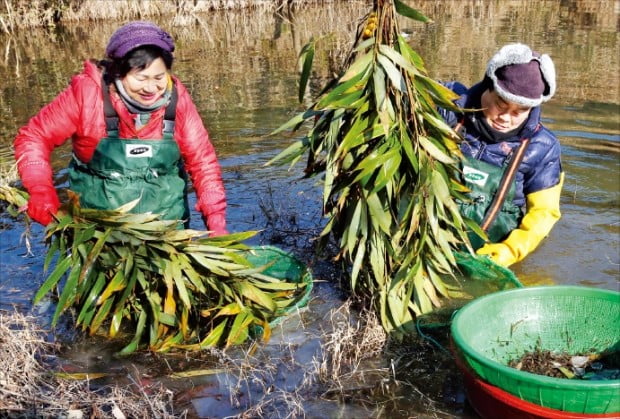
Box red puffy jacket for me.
[14,60,227,233]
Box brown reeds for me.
[310,301,389,392]
[0,309,185,418]
[0,0,345,32]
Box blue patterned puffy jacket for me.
[438,81,562,208]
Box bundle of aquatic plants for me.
[0,185,309,354]
[269,0,479,336]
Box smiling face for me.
[120,57,169,106]
[481,89,531,133]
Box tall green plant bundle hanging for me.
[0,185,311,354]
[269,0,484,336]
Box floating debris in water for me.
[509,348,620,380]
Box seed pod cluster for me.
[362,12,378,39]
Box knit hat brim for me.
[486,43,556,108]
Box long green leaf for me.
[33,256,72,304]
[298,40,316,102]
[394,0,433,22]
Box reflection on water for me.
[0,0,618,417]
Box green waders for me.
[458,156,522,249]
[69,83,189,222]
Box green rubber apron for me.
[457,155,522,249]
[69,83,189,222]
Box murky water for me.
[0,0,618,417]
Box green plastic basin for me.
[244,245,313,328]
[451,285,620,414]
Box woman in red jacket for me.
[14,21,228,235]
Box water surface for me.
[0,1,618,417]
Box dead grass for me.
[312,300,388,388]
[0,310,186,418]
[0,0,345,32]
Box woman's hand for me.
[26,186,60,225]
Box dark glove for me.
[27,185,60,226]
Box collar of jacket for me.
[455,81,542,142]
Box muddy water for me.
[0,0,618,417]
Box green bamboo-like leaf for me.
[350,236,366,291]
[341,52,373,82]
[44,235,60,272]
[418,136,456,164]
[249,280,304,291]
[109,268,138,337]
[226,310,254,347]
[378,44,418,76]
[317,69,369,109]
[323,89,367,109]
[77,272,107,328]
[89,297,115,335]
[197,320,227,349]
[426,264,450,298]
[79,228,112,284]
[269,109,318,137]
[215,302,242,317]
[51,259,82,326]
[463,217,488,244]
[158,312,177,327]
[336,115,371,158]
[118,307,147,355]
[373,65,388,114]
[366,193,391,234]
[413,270,432,314]
[414,74,461,107]
[345,200,363,255]
[298,40,316,102]
[394,0,433,23]
[397,34,425,70]
[235,281,277,312]
[371,147,402,194]
[377,54,406,92]
[199,230,258,245]
[97,269,126,304]
[33,256,72,304]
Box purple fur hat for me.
[486,43,556,108]
[105,21,175,59]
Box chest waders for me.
[69,82,189,223]
[456,121,531,249]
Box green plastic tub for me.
[451,285,620,414]
[244,245,313,328]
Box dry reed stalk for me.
[311,301,388,390]
[0,310,185,418]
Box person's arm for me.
[477,172,563,266]
[174,81,228,236]
[14,85,80,225]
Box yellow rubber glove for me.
[477,172,564,267]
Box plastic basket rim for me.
[450,285,620,391]
[244,245,313,327]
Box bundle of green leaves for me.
[1,185,311,354]
[269,0,482,336]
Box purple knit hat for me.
[486,43,556,108]
[105,21,175,59]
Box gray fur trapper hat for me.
[486,43,556,108]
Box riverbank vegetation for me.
[0,0,345,33]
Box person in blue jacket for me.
[439,43,563,267]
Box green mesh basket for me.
[416,251,523,328]
[244,245,313,329]
[451,285,620,414]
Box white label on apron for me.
[126,144,153,158]
[463,165,489,187]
